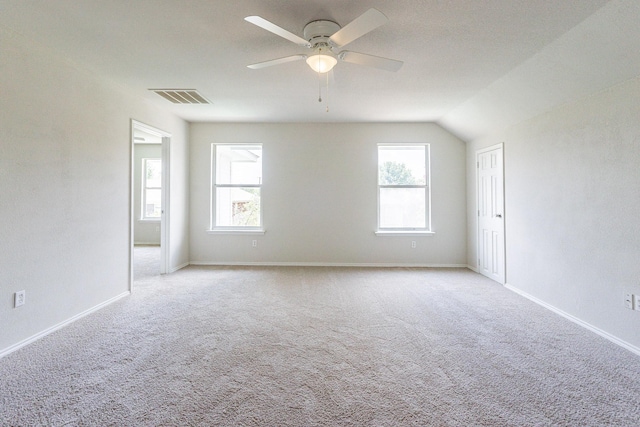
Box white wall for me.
[166,128,190,273]
[133,144,162,245]
[467,76,640,350]
[190,123,466,266]
[0,28,189,354]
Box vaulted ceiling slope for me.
[1,0,638,141]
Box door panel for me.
[477,145,505,284]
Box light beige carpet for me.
[1,263,639,426]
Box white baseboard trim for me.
[466,264,479,273]
[170,262,189,273]
[189,261,468,268]
[0,291,130,359]
[505,283,640,357]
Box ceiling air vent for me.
[150,89,211,104]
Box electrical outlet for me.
[411,241,416,249]
[14,290,26,308]
[635,294,640,311]
[625,293,634,310]
[252,240,257,247]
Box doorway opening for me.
[130,120,171,289]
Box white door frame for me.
[476,142,506,284]
[130,120,171,290]
[159,134,171,275]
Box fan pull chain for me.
[317,50,323,102]
[318,69,322,103]
[314,47,329,112]
[325,70,329,113]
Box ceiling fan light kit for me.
[306,50,337,73]
[303,20,339,73]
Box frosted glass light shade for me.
[306,54,337,73]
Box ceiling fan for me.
[245,8,403,73]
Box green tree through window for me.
[379,161,417,185]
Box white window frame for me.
[209,143,264,234]
[141,157,161,221]
[376,143,433,236]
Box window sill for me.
[208,229,265,235]
[375,230,435,237]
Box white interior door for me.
[477,143,505,284]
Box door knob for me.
[495,214,502,218]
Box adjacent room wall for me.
[467,76,640,351]
[190,123,466,266]
[0,28,189,354]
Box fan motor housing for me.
[303,20,340,46]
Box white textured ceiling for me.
[1,0,638,141]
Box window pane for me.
[378,146,425,185]
[145,189,161,218]
[216,145,262,185]
[379,188,426,228]
[216,187,261,227]
[145,159,162,188]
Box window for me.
[377,144,431,232]
[212,144,262,230]
[141,158,161,220]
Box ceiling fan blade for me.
[245,16,311,48]
[328,8,388,48]
[338,51,403,72]
[247,54,307,70]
